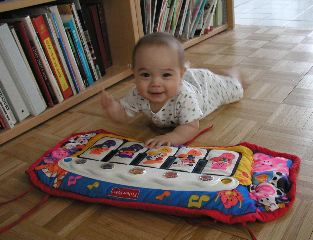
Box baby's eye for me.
[163,73,172,78]
[140,73,150,78]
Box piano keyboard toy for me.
[27,129,300,224]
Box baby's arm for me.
[145,120,200,148]
[101,90,130,123]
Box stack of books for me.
[0,0,112,132]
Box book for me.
[0,49,30,122]
[70,3,100,81]
[175,0,190,37]
[189,0,206,38]
[141,0,151,34]
[151,0,157,33]
[0,23,47,116]
[26,6,81,94]
[23,16,64,104]
[152,0,164,32]
[74,0,105,76]
[213,0,223,26]
[32,43,59,104]
[58,5,94,87]
[65,27,88,87]
[222,0,227,25]
[160,0,172,32]
[44,13,78,96]
[87,5,110,70]
[155,0,168,32]
[201,0,218,34]
[170,0,184,34]
[49,5,86,92]
[13,21,55,107]
[165,0,177,32]
[32,15,74,99]
[146,0,152,34]
[73,0,102,77]
[63,18,94,87]
[96,3,112,68]
[0,113,8,130]
[0,106,12,129]
[181,0,192,39]
[0,85,17,128]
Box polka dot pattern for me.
[120,68,243,127]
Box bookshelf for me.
[0,0,234,145]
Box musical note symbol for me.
[156,191,171,200]
[68,176,82,186]
[188,195,210,208]
[87,181,100,190]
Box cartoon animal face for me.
[269,171,291,193]
[249,182,278,201]
[144,147,172,164]
[176,149,202,165]
[253,153,291,175]
[259,196,279,211]
[62,135,90,150]
[210,153,235,170]
[117,144,144,158]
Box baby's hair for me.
[132,32,185,69]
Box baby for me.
[101,32,243,148]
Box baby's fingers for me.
[101,90,113,108]
[145,138,156,148]
[145,138,171,148]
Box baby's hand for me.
[145,134,172,148]
[101,90,115,110]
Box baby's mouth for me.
[149,91,164,95]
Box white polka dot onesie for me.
[120,68,243,127]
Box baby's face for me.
[134,45,185,110]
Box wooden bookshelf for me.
[0,0,140,145]
[0,66,133,144]
[0,0,56,12]
[182,24,229,49]
[0,0,234,145]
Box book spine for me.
[14,21,55,107]
[45,13,78,95]
[0,86,17,128]
[152,0,163,32]
[178,0,191,36]
[65,27,88,87]
[64,19,94,86]
[23,16,64,104]
[32,45,59,104]
[171,0,183,34]
[10,26,48,111]
[49,6,86,92]
[97,3,112,67]
[71,3,100,81]
[74,1,105,76]
[32,15,73,99]
[156,0,168,32]
[0,23,47,116]
[189,0,206,38]
[88,5,110,70]
[151,0,157,33]
[0,112,9,130]
[50,13,80,93]
[0,53,30,122]
[165,0,177,32]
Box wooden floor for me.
[1,25,313,239]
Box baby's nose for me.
[151,77,162,86]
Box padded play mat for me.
[27,129,300,224]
